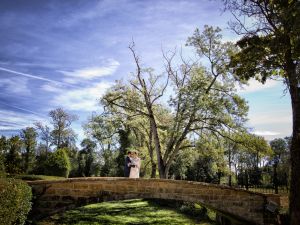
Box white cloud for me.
[248,111,291,126]
[40,83,62,92]
[251,130,280,136]
[48,81,113,111]
[59,59,120,82]
[0,77,31,95]
[238,79,279,93]
[0,109,43,131]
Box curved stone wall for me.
[27,177,285,224]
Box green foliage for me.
[45,148,71,178]
[169,147,195,180]
[32,151,48,175]
[49,108,78,149]
[5,136,23,174]
[20,127,38,173]
[100,149,118,176]
[187,156,218,183]
[79,138,97,177]
[0,155,6,178]
[226,1,300,82]
[101,27,248,178]
[115,129,132,177]
[0,178,32,225]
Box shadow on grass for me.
[38,199,215,225]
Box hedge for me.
[0,178,32,225]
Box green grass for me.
[8,174,66,181]
[38,199,215,225]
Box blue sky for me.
[0,0,292,143]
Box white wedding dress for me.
[129,157,141,178]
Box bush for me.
[45,148,71,178]
[0,178,32,225]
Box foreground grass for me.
[8,174,66,181]
[38,199,215,225]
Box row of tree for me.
[2,0,300,220]
[0,108,98,178]
[0,26,291,191]
[0,110,290,194]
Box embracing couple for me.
[124,150,141,178]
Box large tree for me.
[35,122,51,155]
[224,1,300,223]
[103,26,248,178]
[49,108,78,149]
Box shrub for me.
[0,178,32,225]
[45,148,71,178]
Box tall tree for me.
[35,122,51,155]
[80,138,97,177]
[103,26,248,178]
[5,136,23,174]
[49,108,78,149]
[224,1,300,222]
[20,127,37,173]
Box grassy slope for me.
[38,199,215,225]
[8,174,66,181]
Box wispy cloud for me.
[0,101,46,118]
[251,130,280,136]
[42,81,113,111]
[59,59,120,83]
[238,79,280,93]
[0,77,31,95]
[0,109,44,131]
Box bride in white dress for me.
[129,151,141,178]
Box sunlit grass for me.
[8,174,66,181]
[38,199,215,225]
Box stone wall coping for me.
[26,177,282,199]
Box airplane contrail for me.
[0,66,75,87]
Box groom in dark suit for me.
[124,151,132,177]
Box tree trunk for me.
[150,161,156,178]
[285,41,300,224]
[288,73,300,225]
[245,169,249,190]
[25,147,29,173]
[150,116,166,178]
[273,163,278,194]
[148,121,157,178]
[228,146,232,187]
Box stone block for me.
[88,183,103,190]
[54,189,71,196]
[73,183,89,189]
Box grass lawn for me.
[37,199,215,225]
[8,174,66,181]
